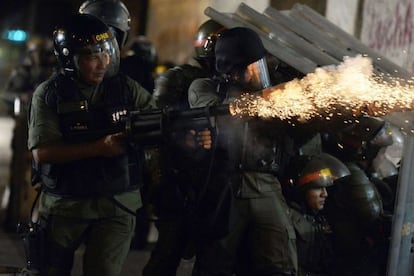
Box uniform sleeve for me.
[126,76,157,110]
[27,81,62,150]
[188,78,221,108]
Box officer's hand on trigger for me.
[97,132,127,157]
[185,129,212,150]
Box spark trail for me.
[231,55,414,125]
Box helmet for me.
[25,35,55,67]
[329,116,393,162]
[215,27,266,74]
[194,20,226,60]
[53,13,120,78]
[79,0,131,48]
[215,27,270,90]
[383,125,404,167]
[339,116,393,148]
[125,36,158,69]
[296,153,350,191]
[318,153,351,181]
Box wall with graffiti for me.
[360,0,414,73]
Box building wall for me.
[324,0,414,73]
[144,0,332,65]
[326,0,359,35]
[145,0,270,65]
[360,0,414,72]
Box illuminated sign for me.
[3,29,28,42]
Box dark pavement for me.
[0,115,194,275]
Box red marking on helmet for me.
[299,168,332,186]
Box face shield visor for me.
[246,57,271,90]
[229,57,271,92]
[371,147,399,179]
[384,126,404,167]
[74,36,120,78]
[370,122,394,147]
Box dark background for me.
[0,0,149,37]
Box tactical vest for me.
[290,203,334,275]
[215,81,295,176]
[34,73,144,197]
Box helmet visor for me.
[244,57,271,91]
[75,37,120,78]
[370,122,394,147]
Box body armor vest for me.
[35,73,144,197]
[215,81,294,176]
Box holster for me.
[17,218,47,273]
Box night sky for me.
[0,0,84,37]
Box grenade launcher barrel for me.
[125,104,231,146]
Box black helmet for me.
[125,36,158,69]
[194,20,226,60]
[215,27,270,90]
[336,116,393,161]
[215,27,266,74]
[25,35,55,67]
[296,153,350,191]
[53,13,120,78]
[79,0,131,48]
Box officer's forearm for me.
[32,140,104,164]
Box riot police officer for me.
[78,0,161,250]
[79,0,157,93]
[153,19,225,109]
[287,153,350,276]
[27,14,156,275]
[188,26,317,276]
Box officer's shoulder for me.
[33,76,57,98]
[189,77,217,90]
[122,74,153,99]
[124,74,145,89]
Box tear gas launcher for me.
[65,104,232,146]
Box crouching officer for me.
[27,13,156,275]
[287,153,350,276]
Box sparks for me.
[231,55,414,124]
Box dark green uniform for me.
[28,74,156,276]
[189,77,299,275]
[289,202,334,276]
